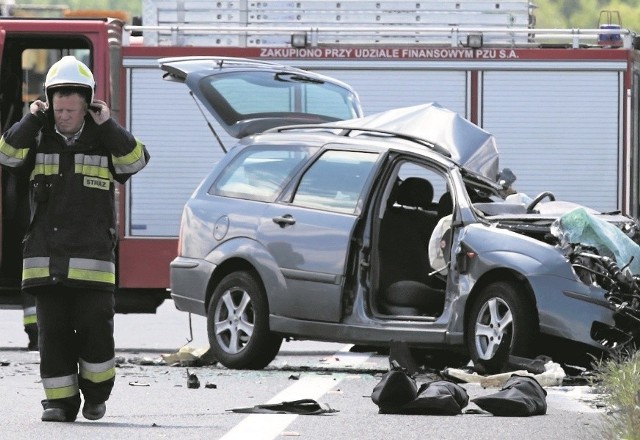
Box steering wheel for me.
[526,191,556,213]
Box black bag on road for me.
[471,375,547,417]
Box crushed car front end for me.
[553,209,640,352]
[464,196,640,357]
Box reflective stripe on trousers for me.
[23,305,37,325]
[42,374,79,400]
[80,357,116,384]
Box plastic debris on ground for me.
[161,346,216,367]
[442,359,566,388]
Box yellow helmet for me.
[44,55,95,104]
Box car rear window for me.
[210,145,317,202]
[202,71,360,122]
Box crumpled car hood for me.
[329,102,500,181]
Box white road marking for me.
[219,346,373,440]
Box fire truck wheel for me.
[465,281,538,374]
[207,270,282,369]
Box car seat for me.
[378,177,445,316]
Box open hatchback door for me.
[158,56,363,139]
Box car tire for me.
[466,281,537,373]
[207,270,282,369]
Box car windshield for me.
[198,71,361,125]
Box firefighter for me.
[0,55,149,422]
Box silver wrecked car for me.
[166,57,640,372]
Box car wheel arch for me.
[463,268,539,335]
[204,239,288,312]
[205,258,262,312]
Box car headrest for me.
[395,177,434,210]
[437,192,453,218]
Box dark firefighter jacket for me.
[0,111,149,292]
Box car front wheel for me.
[466,281,537,373]
[207,270,282,369]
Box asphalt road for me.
[0,300,609,440]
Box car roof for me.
[243,129,458,169]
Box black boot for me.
[25,323,38,351]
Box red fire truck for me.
[1,2,639,312]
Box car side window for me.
[210,146,315,202]
[292,150,378,214]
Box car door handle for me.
[272,214,296,227]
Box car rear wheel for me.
[207,270,282,369]
[466,281,537,373]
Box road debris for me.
[228,399,338,415]
[186,369,200,389]
[372,368,547,416]
[372,369,468,415]
[471,375,547,416]
[442,359,565,388]
[161,346,216,367]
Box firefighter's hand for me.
[88,100,111,125]
[29,100,48,125]
[29,99,47,115]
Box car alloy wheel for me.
[207,270,282,369]
[474,296,512,361]
[466,281,537,373]
[214,286,254,355]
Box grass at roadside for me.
[593,349,640,440]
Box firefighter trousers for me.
[31,285,116,416]
[21,290,38,350]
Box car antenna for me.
[189,90,227,153]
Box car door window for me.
[292,150,378,214]
[210,145,316,202]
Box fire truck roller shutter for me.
[482,70,621,212]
